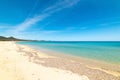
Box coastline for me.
[0,41,89,80]
[17,41,120,65]
[0,41,119,80]
[17,42,120,80]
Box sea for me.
[17,41,120,64]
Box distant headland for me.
[0,36,46,41]
[0,36,27,41]
[0,36,37,41]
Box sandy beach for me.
[0,41,89,80]
[0,41,120,80]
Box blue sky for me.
[0,0,120,41]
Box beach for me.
[0,41,120,80]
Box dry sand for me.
[0,41,89,80]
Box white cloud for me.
[42,0,80,14]
[12,0,80,33]
[0,25,13,29]
[14,13,49,33]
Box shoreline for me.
[28,44,120,64]
[17,41,120,65]
[0,41,120,80]
[17,42,120,80]
[0,41,89,80]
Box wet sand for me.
[0,41,120,80]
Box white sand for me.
[0,41,89,80]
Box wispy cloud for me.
[12,0,80,33]
[0,26,8,29]
[42,0,80,14]
[13,13,49,32]
[100,21,120,26]
[0,25,13,29]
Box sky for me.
[0,0,120,41]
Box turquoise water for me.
[17,41,120,64]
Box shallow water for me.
[17,41,120,64]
